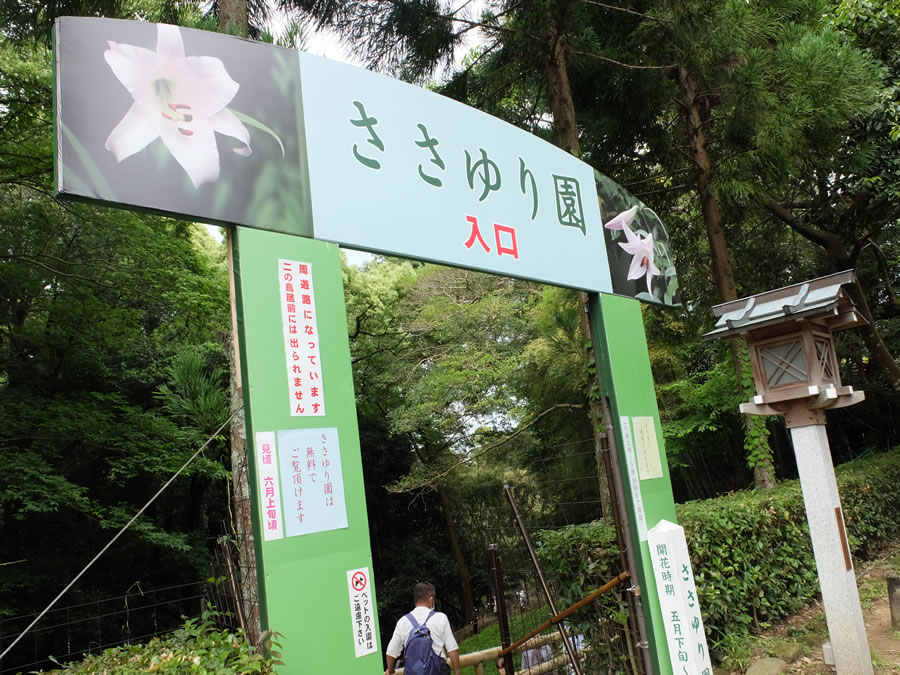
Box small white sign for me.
[633,416,663,480]
[278,427,348,537]
[279,259,325,417]
[619,417,648,541]
[254,431,283,541]
[648,520,712,675]
[347,567,378,658]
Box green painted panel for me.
[590,293,678,675]
[233,228,379,673]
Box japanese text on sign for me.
[620,417,649,542]
[279,259,325,417]
[278,427,348,537]
[633,416,663,480]
[254,431,283,541]
[300,53,614,295]
[346,567,378,658]
[648,520,712,675]
[347,101,591,266]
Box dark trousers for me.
[440,661,451,675]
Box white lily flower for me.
[618,222,661,295]
[604,205,639,230]
[104,24,251,188]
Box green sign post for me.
[54,17,694,673]
[232,227,381,672]
[591,294,679,673]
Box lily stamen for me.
[178,128,194,136]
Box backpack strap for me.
[405,612,421,630]
[422,610,436,627]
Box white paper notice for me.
[633,416,663,480]
[619,417,648,542]
[278,427,348,537]
[279,259,325,417]
[255,431,283,541]
[347,567,378,658]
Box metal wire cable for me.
[0,409,237,662]
[0,580,208,624]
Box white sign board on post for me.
[648,519,712,675]
[254,431,284,541]
[277,427,348,537]
[346,567,378,658]
[279,259,326,417]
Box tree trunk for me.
[226,331,261,646]
[218,0,248,37]
[677,66,775,488]
[436,481,475,624]
[544,24,613,518]
[217,16,260,646]
[544,22,648,675]
[410,435,475,623]
[844,282,900,391]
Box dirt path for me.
[723,544,900,673]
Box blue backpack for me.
[403,611,443,675]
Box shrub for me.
[528,448,900,664]
[535,521,635,672]
[678,446,900,642]
[41,611,279,674]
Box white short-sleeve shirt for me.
[385,606,459,659]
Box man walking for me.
[385,582,462,675]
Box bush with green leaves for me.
[529,448,900,665]
[535,522,636,673]
[41,611,280,674]
[679,446,900,645]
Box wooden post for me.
[889,576,900,628]
[489,544,514,675]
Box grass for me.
[859,578,885,610]
[458,607,555,675]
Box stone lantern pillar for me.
[705,270,872,674]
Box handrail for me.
[394,627,585,674]
[500,570,630,657]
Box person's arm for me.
[385,618,404,675]
[448,648,461,675]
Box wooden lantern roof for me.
[704,270,865,342]
[703,271,866,427]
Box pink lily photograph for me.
[595,170,680,307]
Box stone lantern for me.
[705,270,873,675]
[705,269,865,428]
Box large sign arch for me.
[55,17,703,674]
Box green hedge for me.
[41,612,279,674]
[530,448,900,665]
[677,447,900,641]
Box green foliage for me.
[41,611,278,674]
[457,606,550,675]
[535,522,634,673]
[155,349,230,439]
[0,35,232,641]
[677,447,900,646]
